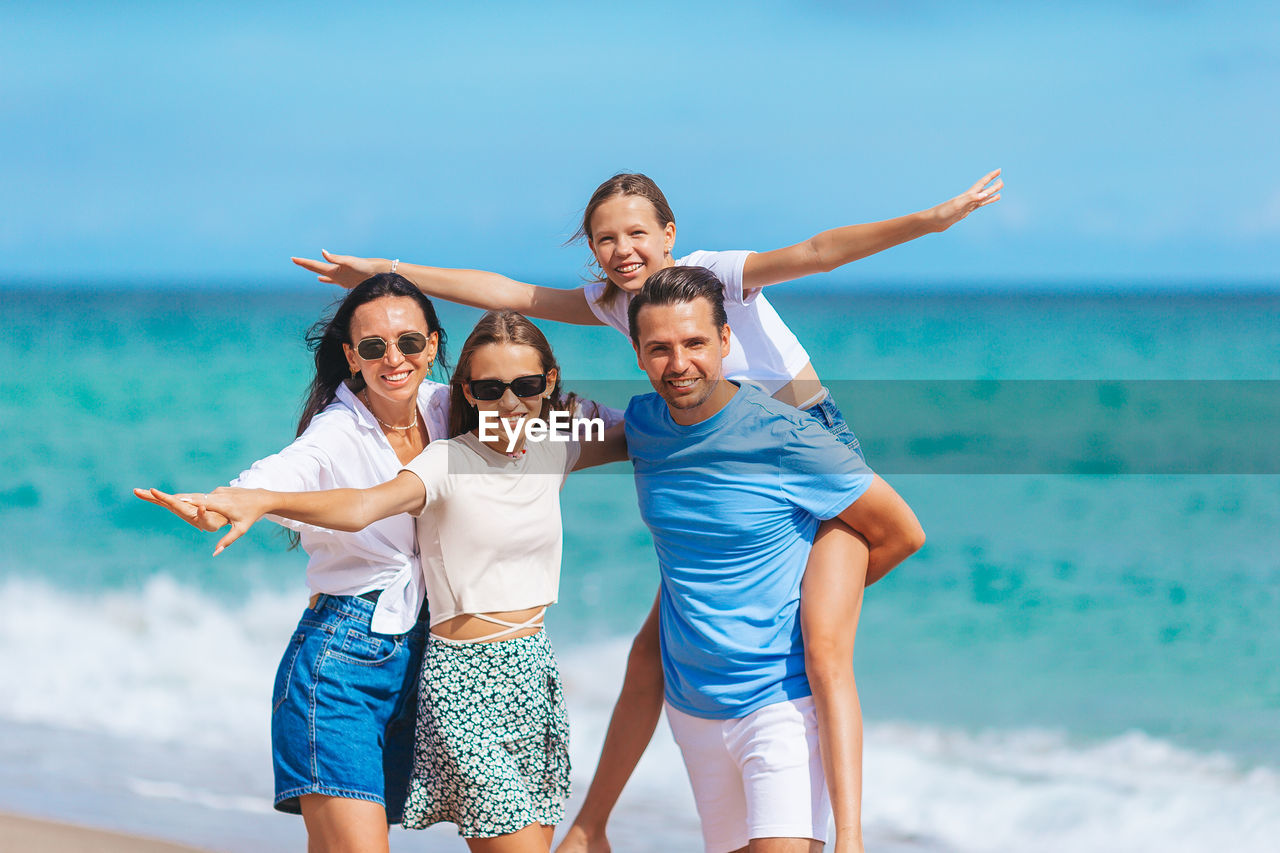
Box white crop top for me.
[401,430,580,628]
[582,249,812,395]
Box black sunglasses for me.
[355,332,430,360]
[467,374,548,401]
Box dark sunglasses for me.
[354,332,430,360]
[467,374,548,401]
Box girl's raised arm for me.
[292,251,603,326]
[741,169,1003,291]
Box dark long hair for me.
[297,273,449,437]
[447,310,576,438]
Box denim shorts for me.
[271,593,426,821]
[804,391,866,463]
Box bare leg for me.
[555,593,664,853]
[466,823,554,853]
[842,475,925,587]
[299,794,390,853]
[801,520,868,853]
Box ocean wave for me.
[2,579,1277,851]
[861,723,1279,852]
[0,575,293,748]
[559,643,1280,853]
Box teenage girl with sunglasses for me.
[294,170,1002,853]
[137,273,448,852]
[143,310,628,853]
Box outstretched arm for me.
[134,487,229,532]
[135,471,426,555]
[292,251,603,325]
[742,169,1002,290]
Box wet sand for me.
[0,811,213,853]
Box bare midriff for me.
[771,361,825,410]
[431,604,550,643]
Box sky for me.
[2,1,1277,288]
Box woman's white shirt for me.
[401,430,580,628]
[231,380,450,634]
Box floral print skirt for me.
[402,630,571,837]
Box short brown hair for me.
[627,266,727,348]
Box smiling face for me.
[462,342,557,438]
[587,194,677,293]
[343,296,439,412]
[633,296,734,425]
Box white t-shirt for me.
[401,430,580,628]
[582,250,812,396]
[232,380,450,634]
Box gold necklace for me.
[361,391,418,432]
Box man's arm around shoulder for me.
[837,475,925,585]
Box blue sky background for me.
[3,1,1277,289]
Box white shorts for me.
[665,696,829,853]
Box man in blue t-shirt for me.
[621,265,924,853]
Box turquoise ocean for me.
[1,285,1278,851]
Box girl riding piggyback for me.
[296,169,1002,853]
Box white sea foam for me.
[2,579,1278,851]
[0,575,293,748]
[861,724,1280,852]
[559,643,1280,853]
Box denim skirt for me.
[271,593,426,821]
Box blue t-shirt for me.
[625,383,874,719]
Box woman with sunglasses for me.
[137,273,450,852]
[294,172,999,853]
[143,310,628,853]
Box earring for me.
[351,366,359,377]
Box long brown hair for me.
[448,310,577,438]
[571,172,676,309]
[287,274,447,550]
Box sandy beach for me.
[0,811,212,853]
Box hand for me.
[930,168,1003,232]
[196,487,271,554]
[134,487,229,532]
[291,250,385,289]
[133,486,266,555]
[554,824,611,853]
